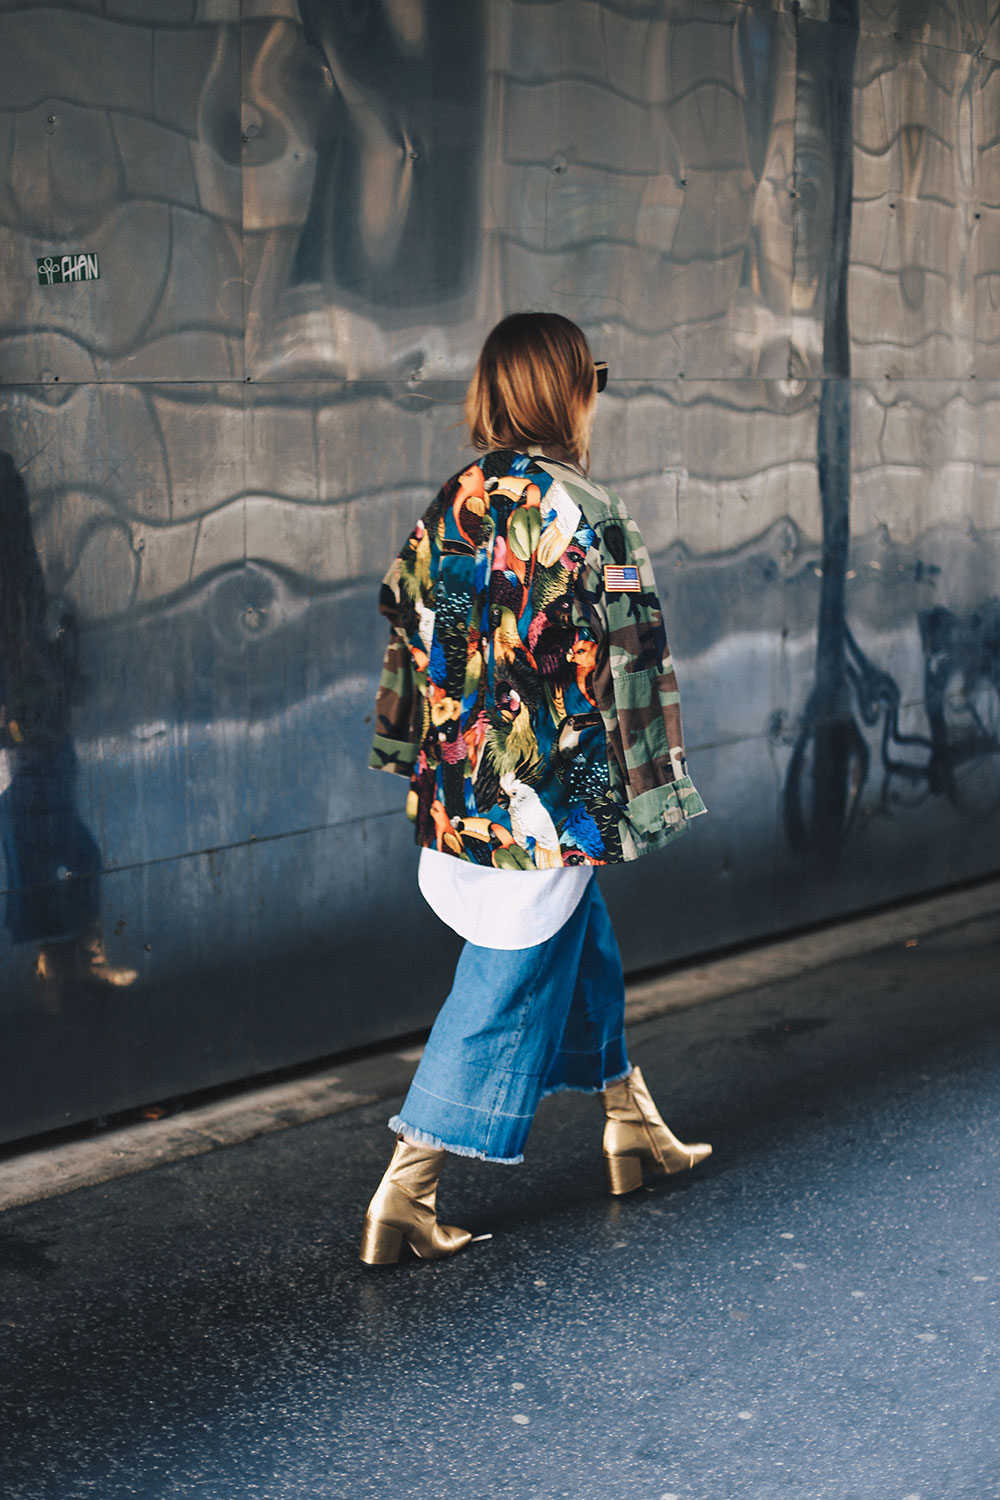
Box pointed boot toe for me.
[425,1221,473,1259]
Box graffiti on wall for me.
[782,0,1000,856]
[0,0,999,1138]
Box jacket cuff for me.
[368,733,418,776]
[618,775,707,858]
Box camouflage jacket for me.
[369,449,706,867]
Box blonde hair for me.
[465,312,597,471]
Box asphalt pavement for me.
[1,896,998,1500]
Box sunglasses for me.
[594,361,608,393]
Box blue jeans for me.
[389,882,630,1163]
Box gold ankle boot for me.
[78,925,138,989]
[601,1065,712,1195]
[359,1137,473,1265]
[33,925,137,1013]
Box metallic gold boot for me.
[601,1065,712,1195]
[78,924,138,989]
[33,924,137,1013]
[359,1137,473,1265]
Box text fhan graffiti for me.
[37,254,101,286]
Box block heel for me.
[604,1151,644,1196]
[359,1216,404,1265]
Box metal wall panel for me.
[0,5,244,383]
[0,817,462,1142]
[973,57,1000,371]
[850,36,977,379]
[1,381,253,875]
[1,0,998,1143]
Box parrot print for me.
[370,451,707,867]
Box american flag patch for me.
[603,564,641,592]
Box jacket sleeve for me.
[367,554,420,778]
[585,496,706,860]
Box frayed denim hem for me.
[540,1062,632,1101]
[386,1115,524,1166]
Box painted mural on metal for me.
[0,0,997,1141]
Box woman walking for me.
[362,312,709,1264]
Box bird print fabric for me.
[370,451,706,867]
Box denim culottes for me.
[389,881,631,1164]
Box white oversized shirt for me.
[418,847,593,950]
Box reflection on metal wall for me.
[1,0,997,1142]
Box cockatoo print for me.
[499,772,562,868]
[536,480,582,568]
[413,598,436,657]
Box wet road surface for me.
[1,908,998,1499]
